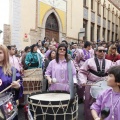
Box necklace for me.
[111,91,120,120]
[59,61,66,79]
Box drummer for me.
[74,41,93,103]
[45,43,77,91]
[91,66,120,120]
[78,45,113,120]
[0,44,23,120]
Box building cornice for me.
[108,0,120,10]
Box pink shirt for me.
[45,59,77,91]
[9,55,22,72]
[74,48,92,71]
[78,58,113,84]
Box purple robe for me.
[45,59,77,91]
[78,58,113,120]
[74,48,92,71]
[0,67,23,100]
[74,48,93,99]
[45,50,51,58]
[91,88,120,120]
[89,48,95,58]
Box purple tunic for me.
[91,88,120,120]
[0,67,23,100]
[78,58,113,120]
[45,50,51,58]
[74,48,92,71]
[45,59,77,91]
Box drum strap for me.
[94,57,105,72]
[12,67,16,82]
[89,58,107,77]
[89,69,107,77]
[67,60,75,106]
[37,53,40,67]
[11,67,16,96]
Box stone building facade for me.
[4,0,120,49]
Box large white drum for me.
[28,91,78,120]
[90,80,111,99]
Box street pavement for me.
[18,103,85,120]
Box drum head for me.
[90,81,111,99]
[30,93,70,101]
[28,91,71,106]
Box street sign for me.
[80,28,85,33]
[79,33,85,37]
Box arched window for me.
[45,13,59,31]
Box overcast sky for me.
[0,0,9,44]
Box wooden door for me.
[45,29,59,42]
[45,13,59,42]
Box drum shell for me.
[23,78,42,94]
[23,68,43,79]
[23,68,43,94]
[0,93,17,120]
[28,91,78,120]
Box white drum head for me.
[90,80,111,99]
[30,93,70,101]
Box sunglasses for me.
[98,50,106,53]
[112,48,116,50]
[59,48,66,51]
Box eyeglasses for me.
[112,48,116,50]
[98,50,106,53]
[59,48,66,51]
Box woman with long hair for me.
[0,44,23,120]
[43,50,56,90]
[45,43,77,91]
[105,44,120,62]
[43,50,56,75]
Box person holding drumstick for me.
[0,44,23,120]
[91,66,120,120]
[74,41,92,103]
[45,43,77,91]
[78,45,113,120]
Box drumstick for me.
[0,79,20,94]
[85,84,101,87]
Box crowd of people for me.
[1,37,120,120]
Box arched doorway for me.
[45,13,59,42]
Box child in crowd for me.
[91,66,120,120]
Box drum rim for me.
[29,90,70,96]
[28,91,71,105]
